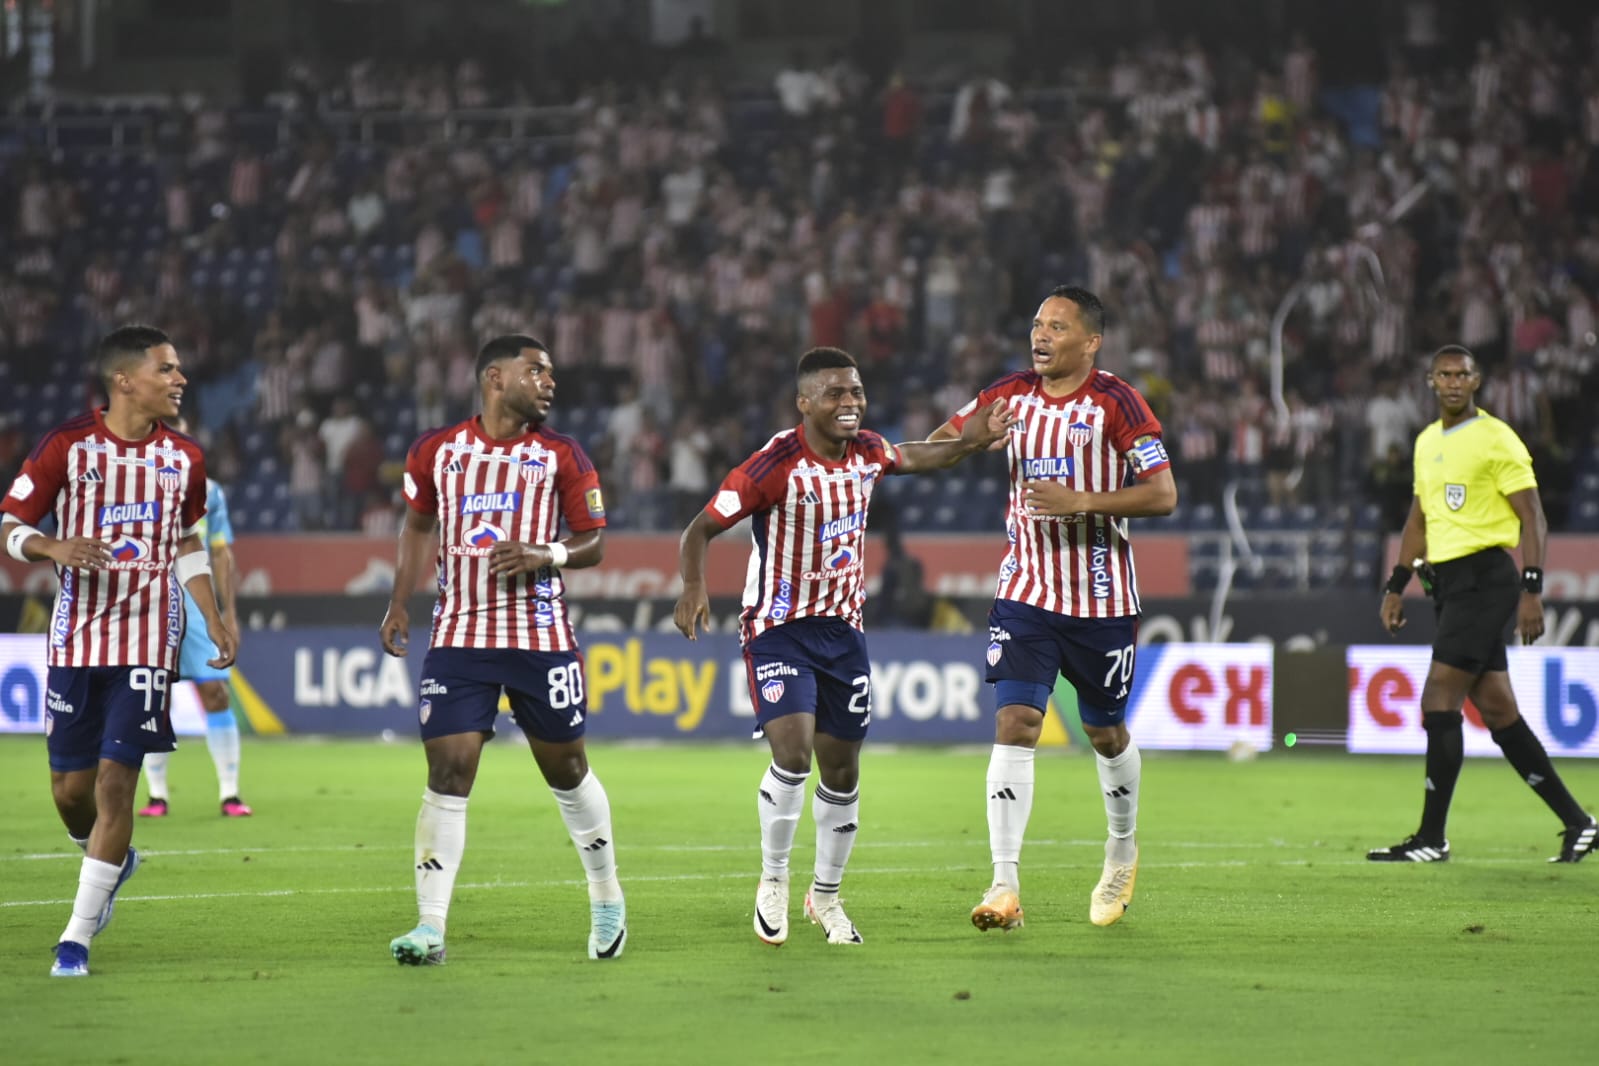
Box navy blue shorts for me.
[46,665,177,772]
[743,617,872,742]
[416,647,588,744]
[1431,548,1517,675]
[985,599,1140,727]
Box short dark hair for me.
[98,324,172,391]
[476,333,548,382]
[796,346,858,385]
[1431,344,1476,369]
[1047,285,1106,335]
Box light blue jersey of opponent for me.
[179,479,234,681]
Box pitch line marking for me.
[1,838,1291,863]
[0,856,1557,910]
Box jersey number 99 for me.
[129,667,170,713]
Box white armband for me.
[546,541,569,567]
[6,523,42,562]
[174,550,213,586]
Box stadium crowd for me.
[3,10,1599,542]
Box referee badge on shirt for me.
[1445,483,1466,511]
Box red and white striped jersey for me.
[704,425,900,644]
[2,410,207,669]
[947,369,1170,619]
[403,417,606,652]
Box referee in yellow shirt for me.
[1369,345,1596,864]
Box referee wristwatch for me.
[1521,566,1543,595]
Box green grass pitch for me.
[2,736,1596,1065]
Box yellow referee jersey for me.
[1411,408,1536,563]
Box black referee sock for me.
[1490,717,1589,827]
[1418,711,1464,843]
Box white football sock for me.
[552,772,621,903]
[206,709,241,799]
[143,753,171,802]
[60,856,122,946]
[1097,741,1141,865]
[986,744,1035,889]
[811,783,859,893]
[757,763,807,880]
[414,789,468,933]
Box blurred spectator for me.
[4,9,1598,556]
[1368,441,1412,531]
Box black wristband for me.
[1385,565,1412,595]
[1521,566,1543,595]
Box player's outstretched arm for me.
[674,511,724,641]
[380,508,439,657]
[894,400,1019,473]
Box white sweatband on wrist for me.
[6,523,42,562]
[174,550,213,586]
[546,541,569,567]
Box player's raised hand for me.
[674,583,711,641]
[206,617,238,669]
[488,540,553,577]
[48,536,115,570]
[961,400,1021,450]
[380,601,410,657]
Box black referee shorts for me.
[1430,547,1518,675]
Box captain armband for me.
[1128,436,1170,475]
[5,523,42,562]
[1521,566,1544,595]
[174,550,213,586]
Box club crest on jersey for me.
[760,679,786,703]
[1067,422,1094,447]
[156,465,183,491]
[1445,483,1466,511]
[818,512,863,542]
[419,699,432,725]
[99,500,159,525]
[524,453,556,482]
[1022,457,1074,480]
[987,642,1003,667]
[461,491,521,515]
